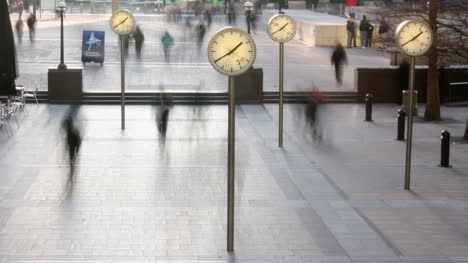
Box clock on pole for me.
[110,9,136,130]
[267,14,297,43]
[207,27,257,252]
[395,20,434,190]
[207,27,256,76]
[267,13,297,147]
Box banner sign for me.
[82,30,105,65]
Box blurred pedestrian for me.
[26,13,36,42]
[15,16,24,44]
[62,107,82,178]
[123,34,130,56]
[227,7,236,25]
[331,42,347,85]
[195,21,206,52]
[161,30,174,63]
[346,16,356,48]
[304,87,326,141]
[378,17,388,47]
[156,89,172,145]
[359,15,370,48]
[133,25,144,59]
[183,16,192,42]
[251,12,257,33]
[203,8,212,29]
[367,21,374,47]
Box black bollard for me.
[440,130,451,167]
[397,108,406,141]
[365,94,373,122]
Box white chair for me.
[0,103,13,136]
[23,85,39,104]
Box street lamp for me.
[244,0,253,34]
[56,1,67,70]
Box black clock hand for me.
[401,31,423,47]
[271,23,289,35]
[113,17,129,29]
[214,42,243,63]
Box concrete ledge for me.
[48,67,83,103]
[356,66,468,103]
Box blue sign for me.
[82,31,105,65]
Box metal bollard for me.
[365,94,373,122]
[440,130,451,167]
[397,108,406,141]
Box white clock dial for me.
[110,9,136,35]
[207,27,257,76]
[267,14,297,43]
[395,20,433,56]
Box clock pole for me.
[279,42,284,147]
[120,35,126,130]
[404,56,416,190]
[227,76,235,251]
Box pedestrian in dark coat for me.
[15,17,24,44]
[359,15,370,48]
[133,26,144,59]
[62,108,81,178]
[195,21,206,52]
[26,14,36,42]
[331,43,348,85]
[346,17,356,48]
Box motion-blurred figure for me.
[133,25,144,59]
[203,8,212,29]
[183,16,192,42]
[304,87,326,141]
[62,107,82,178]
[156,88,172,146]
[331,43,347,85]
[161,30,174,63]
[15,16,24,44]
[26,13,36,42]
[195,21,206,53]
[227,7,236,25]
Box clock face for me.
[110,9,136,35]
[395,20,433,56]
[207,27,256,76]
[267,14,297,43]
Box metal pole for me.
[247,13,251,34]
[58,10,66,70]
[227,76,235,251]
[404,56,416,190]
[279,42,284,147]
[120,35,126,130]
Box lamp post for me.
[56,1,67,70]
[243,1,253,34]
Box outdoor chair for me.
[23,85,39,104]
[0,104,13,136]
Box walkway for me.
[0,103,467,262]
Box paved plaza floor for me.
[12,13,390,93]
[0,103,467,262]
